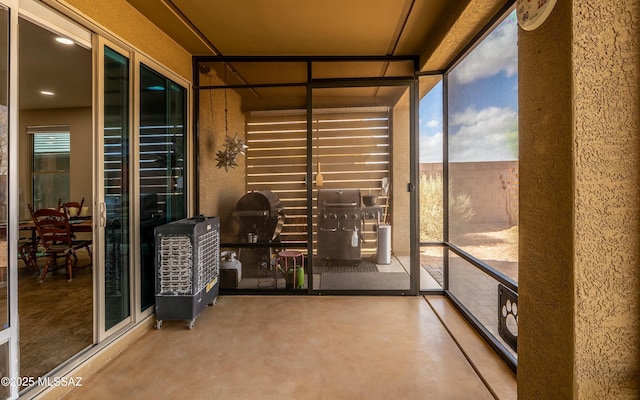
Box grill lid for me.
[232,190,285,242]
[318,189,362,208]
[233,190,284,217]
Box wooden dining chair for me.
[28,204,91,282]
[57,197,92,259]
[57,197,85,219]
[18,238,39,274]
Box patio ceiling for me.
[124,0,510,71]
[123,0,512,110]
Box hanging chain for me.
[224,62,228,135]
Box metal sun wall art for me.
[215,133,248,171]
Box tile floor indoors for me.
[58,295,516,400]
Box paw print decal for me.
[502,299,518,336]
[498,284,518,352]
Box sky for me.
[419,11,518,163]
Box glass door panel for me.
[103,45,130,330]
[311,84,413,292]
[139,64,187,311]
[1,3,18,398]
[18,16,93,382]
[0,4,9,334]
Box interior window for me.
[31,128,70,209]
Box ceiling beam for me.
[160,0,221,55]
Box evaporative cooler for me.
[154,216,220,329]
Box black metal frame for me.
[307,77,418,297]
[193,0,520,370]
[194,55,421,297]
[429,2,519,372]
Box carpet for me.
[319,272,410,290]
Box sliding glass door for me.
[100,43,131,332]
[139,64,187,312]
[0,2,15,399]
[96,40,191,338]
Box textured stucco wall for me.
[197,70,246,241]
[519,0,640,398]
[518,0,575,398]
[572,1,640,398]
[56,0,192,81]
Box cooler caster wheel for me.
[155,320,163,330]
[209,297,217,306]
[187,319,195,330]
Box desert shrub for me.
[420,174,474,242]
[420,174,443,242]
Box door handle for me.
[99,201,106,228]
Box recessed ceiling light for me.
[55,37,74,45]
[40,90,55,96]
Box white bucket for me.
[376,224,391,265]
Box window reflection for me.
[104,46,131,330]
[139,64,187,311]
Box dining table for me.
[68,217,93,233]
[19,220,38,247]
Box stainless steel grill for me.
[317,189,362,261]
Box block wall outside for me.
[421,160,518,225]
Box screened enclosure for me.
[195,58,418,294]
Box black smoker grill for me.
[317,189,362,261]
[231,191,285,285]
[232,190,285,243]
